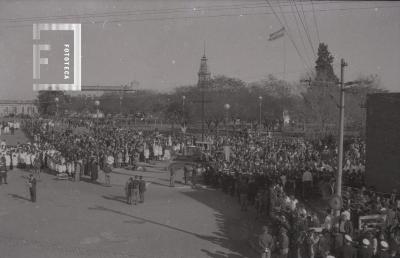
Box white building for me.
[0,100,37,117]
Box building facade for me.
[0,100,37,117]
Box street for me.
[0,160,258,258]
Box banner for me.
[359,214,387,230]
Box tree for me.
[36,91,66,116]
[315,43,339,84]
[302,43,340,131]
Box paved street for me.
[0,159,260,258]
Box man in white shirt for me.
[302,169,313,199]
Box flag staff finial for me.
[203,40,206,57]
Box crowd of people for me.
[1,117,399,257]
[198,133,400,258]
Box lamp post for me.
[258,96,263,131]
[119,95,123,116]
[224,103,230,136]
[182,95,186,122]
[54,97,59,117]
[94,100,100,172]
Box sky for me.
[0,0,399,100]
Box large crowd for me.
[0,117,399,257]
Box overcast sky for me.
[0,0,399,99]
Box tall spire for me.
[203,40,206,57]
[198,44,210,87]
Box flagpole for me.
[283,33,286,80]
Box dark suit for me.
[29,177,37,202]
[340,244,356,258]
[357,247,372,258]
[139,179,146,203]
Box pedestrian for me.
[0,153,7,185]
[258,226,274,258]
[139,176,146,203]
[104,164,112,187]
[357,239,373,258]
[302,168,313,199]
[75,158,82,182]
[192,165,198,188]
[132,175,140,205]
[183,165,189,185]
[340,234,356,258]
[277,227,289,258]
[169,164,175,187]
[27,174,37,202]
[377,241,390,258]
[125,177,133,204]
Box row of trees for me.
[36,43,386,134]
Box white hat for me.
[381,241,389,249]
[344,234,352,242]
[362,239,370,246]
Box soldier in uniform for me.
[27,174,37,202]
[377,241,390,258]
[258,226,274,258]
[139,176,146,203]
[339,234,356,258]
[132,175,140,205]
[357,239,373,258]
[169,164,175,187]
[0,152,7,185]
[125,177,133,204]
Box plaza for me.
[0,132,258,258]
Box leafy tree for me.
[302,43,340,131]
[315,43,339,84]
[36,91,66,116]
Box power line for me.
[265,0,314,76]
[1,2,398,27]
[310,0,321,43]
[0,1,358,23]
[287,0,315,69]
[298,0,316,57]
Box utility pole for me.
[336,58,347,199]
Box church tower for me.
[198,51,211,88]
[197,43,210,141]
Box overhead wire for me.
[287,0,315,69]
[297,0,316,57]
[265,0,314,76]
[310,0,321,44]
[0,1,347,24]
[0,2,398,28]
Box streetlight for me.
[54,97,59,117]
[119,95,123,116]
[182,95,186,124]
[94,100,100,173]
[224,103,230,136]
[258,96,263,131]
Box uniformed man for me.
[169,164,175,187]
[125,177,133,204]
[340,234,356,258]
[27,174,37,202]
[0,153,7,185]
[139,176,146,203]
[278,227,289,258]
[377,241,390,258]
[258,226,274,258]
[183,165,189,185]
[132,175,140,205]
[357,239,373,258]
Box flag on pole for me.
[269,27,285,41]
